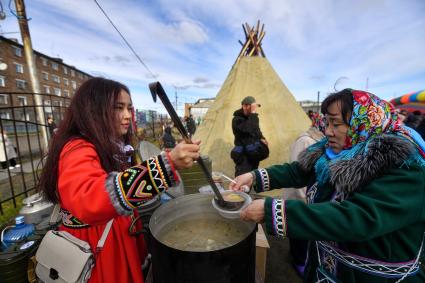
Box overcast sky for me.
[1,0,424,114]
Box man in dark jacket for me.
[232,96,268,176]
[186,115,197,137]
[162,125,176,149]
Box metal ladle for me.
[149,82,245,211]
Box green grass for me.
[0,196,24,226]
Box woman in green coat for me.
[231,89,425,282]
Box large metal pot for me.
[19,193,54,225]
[149,194,256,283]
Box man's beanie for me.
[241,96,256,105]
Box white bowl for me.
[211,191,252,219]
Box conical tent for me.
[194,22,311,177]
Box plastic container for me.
[211,191,252,219]
[0,234,41,283]
[2,216,35,248]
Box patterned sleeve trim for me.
[105,154,174,214]
[265,197,287,237]
[160,151,178,185]
[105,172,132,215]
[253,168,270,192]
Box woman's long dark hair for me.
[38,77,133,203]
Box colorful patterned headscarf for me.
[343,90,425,157]
[311,89,425,188]
[311,112,326,134]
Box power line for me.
[93,0,157,79]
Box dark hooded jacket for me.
[162,127,176,149]
[232,108,264,147]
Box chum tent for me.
[194,21,311,177]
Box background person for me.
[231,89,425,282]
[231,96,268,176]
[47,116,57,137]
[38,77,200,283]
[186,114,197,138]
[0,129,20,170]
[161,124,176,149]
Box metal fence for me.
[0,92,70,214]
[0,91,171,215]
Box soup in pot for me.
[156,213,249,252]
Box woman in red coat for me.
[38,77,200,283]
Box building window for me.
[70,69,75,77]
[0,111,10,119]
[12,46,22,57]
[63,66,68,74]
[77,73,83,79]
[54,88,61,96]
[0,76,5,87]
[53,100,63,107]
[0,94,8,104]
[64,90,70,97]
[51,62,59,70]
[41,57,48,66]
[20,112,30,121]
[43,85,50,94]
[52,75,60,83]
[42,71,49,80]
[16,79,26,89]
[63,78,69,86]
[17,96,27,106]
[71,81,77,90]
[14,63,24,73]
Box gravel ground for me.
[265,232,303,283]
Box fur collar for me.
[298,135,415,195]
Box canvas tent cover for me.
[194,56,311,177]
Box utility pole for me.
[317,91,320,112]
[175,88,178,113]
[15,0,48,150]
[365,77,369,92]
[151,111,155,139]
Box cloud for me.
[193,77,210,83]
[310,75,325,81]
[1,0,424,112]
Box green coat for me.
[254,136,425,282]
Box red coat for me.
[58,139,159,283]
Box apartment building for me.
[0,35,91,124]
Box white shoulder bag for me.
[35,205,113,283]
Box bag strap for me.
[49,204,61,224]
[51,204,114,252]
[96,219,114,251]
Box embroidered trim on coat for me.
[61,208,89,228]
[272,199,287,237]
[317,241,422,279]
[258,168,270,191]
